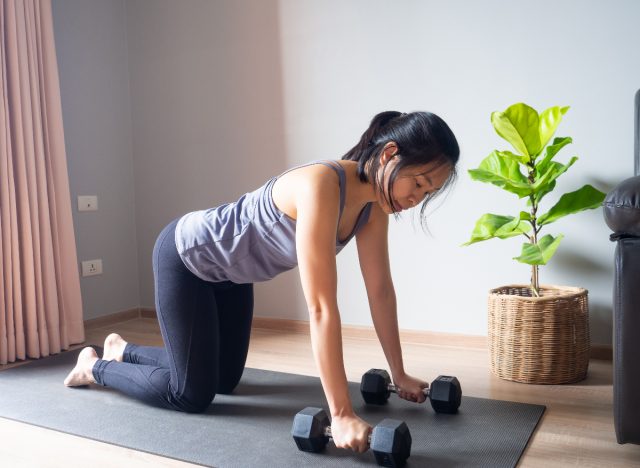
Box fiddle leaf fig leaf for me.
[539,106,569,149]
[462,213,531,246]
[491,103,541,160]
[536,136,573,175]
[538,185,607,226]
[533,156,578,195]
[497,150,529,165]
[514,234,564,265]
[519,211,532,221]
[468,151,532,197]
[533,180,556,205]
[494,215,532,238]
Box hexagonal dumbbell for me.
[291,406,412,467]
[360,369,462,414]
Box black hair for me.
[342,111,460,227]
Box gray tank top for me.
[175,160,373,283]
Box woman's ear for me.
[380,142,398,165]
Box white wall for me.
[52,0,140,319]
[124,0,298,315]
[54,0,640,344]
[273,0,639,344]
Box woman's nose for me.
[410,191,425,206]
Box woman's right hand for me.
[330,413,372,453]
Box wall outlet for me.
[78,195,98,211]
[81,259,103,277]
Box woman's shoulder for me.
[276,159,345,186]
[271,160,344,220]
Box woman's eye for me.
[415,179,421,188]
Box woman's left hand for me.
[393,373,429,403]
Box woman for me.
[64,110,460,454]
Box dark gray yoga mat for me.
[0,348,544,467]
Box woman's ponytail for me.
[342,111,403,162]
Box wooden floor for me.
[1,316,639,467]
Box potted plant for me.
[464,103,606,384]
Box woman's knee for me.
[216,375,241,395]
[169,387,216,413]
[183,398,214,414]
[216,360,246,394]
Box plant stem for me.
[528,165,540,297]
[531,263,540,297]
[529,221,540,297]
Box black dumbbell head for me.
[429,375,462,414]
[361,369,392,405]
[370,419,412,468]
[291,407,330,452]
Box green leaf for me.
[519,211,532,221]
[497,150,529,165]
[514,234,564,265]
[537,184,607,226]
[539,106,569,150]
[468,151,532,197]
[495,215,532,238]
[491,103,541,160]
[463,213,531,246]
[536,137,573,175]
[533,156,578,195]
[533,180,556,205]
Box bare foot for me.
[63,347,98,386]
[102,333,128,362]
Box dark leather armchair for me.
[603,89,640,445]
[604,176,640,445]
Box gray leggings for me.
[92,218,254,413]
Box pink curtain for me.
[0,0,84,365]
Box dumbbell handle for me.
[323,426,372,444]
[387,383,430,397]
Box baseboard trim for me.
[84,308,141,330]
[140,308,156,319]
[590,344,613,361]
[84,310,613,360]
[252,317,488,349]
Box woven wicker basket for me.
[488,284,590,384]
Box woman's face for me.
[376,152,452,214]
